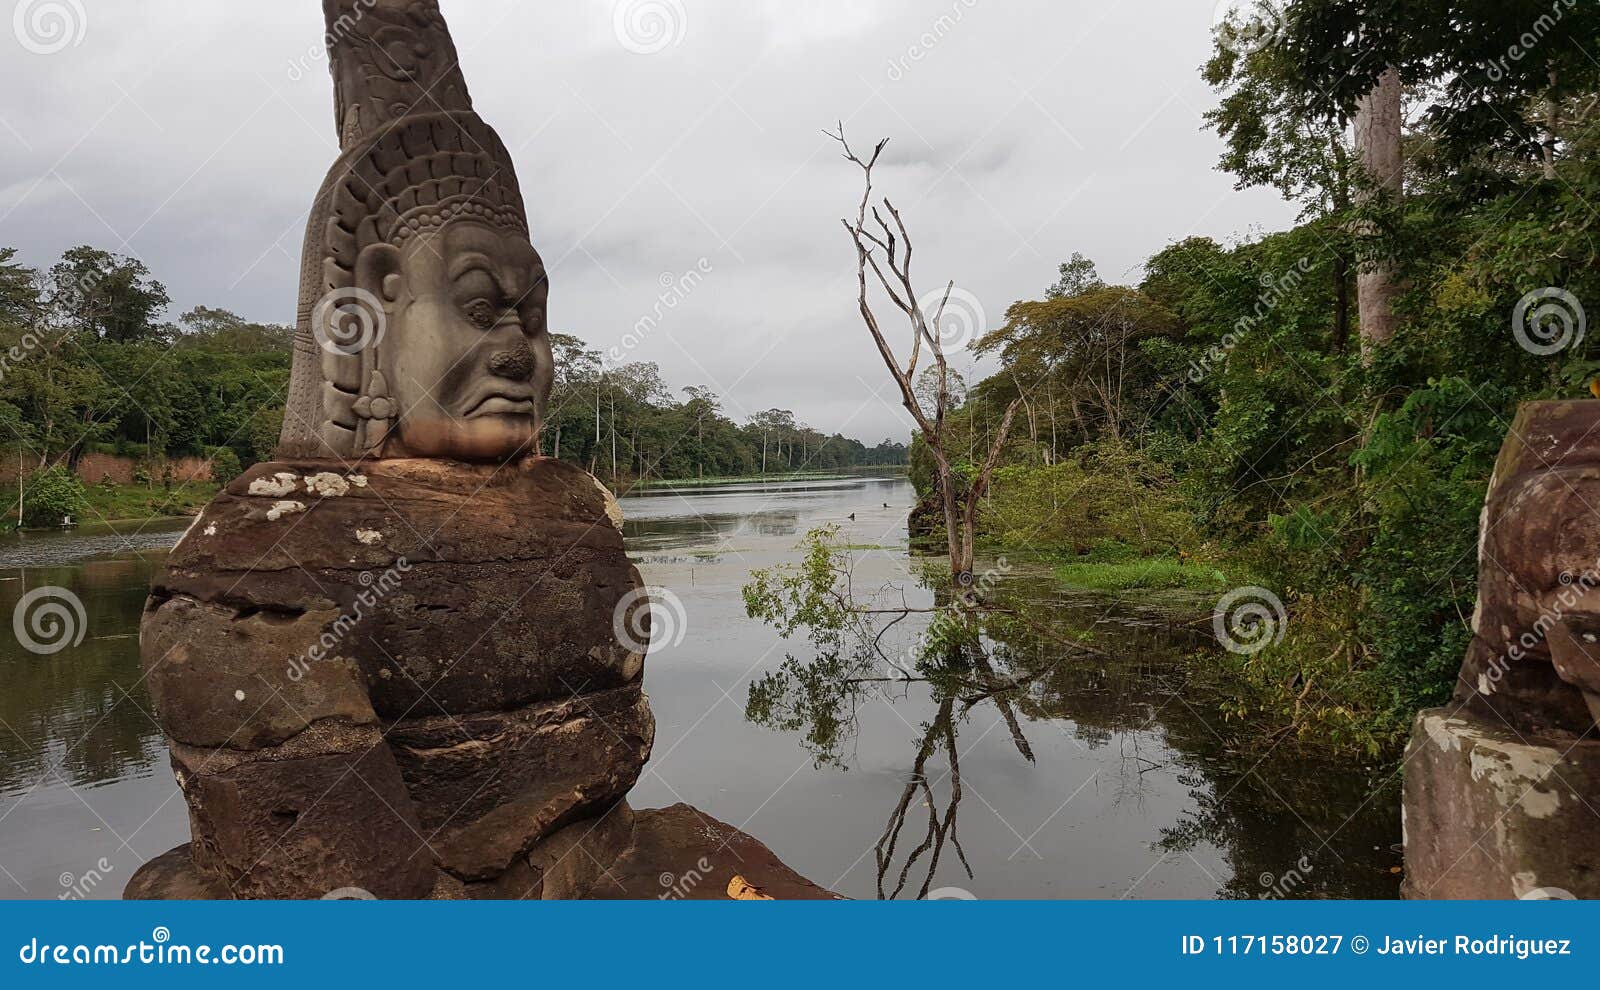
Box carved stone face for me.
[362,220,553,461]
[1469,402,1600,725]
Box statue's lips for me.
[464,390,536,418]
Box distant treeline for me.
[0,245,906,484]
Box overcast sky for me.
[0,0,1296,443]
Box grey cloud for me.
[0,0,1296,442]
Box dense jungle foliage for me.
[918,0,1600,753]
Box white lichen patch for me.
[305,472,351,497]
[1423,714,1468,754]
[267,500,306,522]
[350,474,368,488]
[1467,736,1564,820]
[249,472,299,497]
[355,528,383,546]
[234,689,246,702]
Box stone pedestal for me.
[127,456,649,899]
[1404,710,1600,899]
[126,456,832,900]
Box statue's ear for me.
[354,243,403,308]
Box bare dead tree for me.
[828,123,1023,598]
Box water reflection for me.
[0,478,1401,900]
[0,550,176,799]
[744,563,1402,900]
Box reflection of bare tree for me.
[744,532,1404,899]
[876,695,966,899]
[872,643,1050,899]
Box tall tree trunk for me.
[1332,252,1351,354]
[1543,66,1560,180]
[1354,68,1403,355]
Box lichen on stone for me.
[305,472,352,497]
[267,500,307,522]
[249,472,300,498]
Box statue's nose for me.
[488,343,535,381]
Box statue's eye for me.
[465,299,497,330]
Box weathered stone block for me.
[1403,709,1600,899]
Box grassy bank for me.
[1052,556,1230,592]
[81,482,217,523]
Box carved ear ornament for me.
[353,369,397,454]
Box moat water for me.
[0,477,1401,900]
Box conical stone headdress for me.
[278,0,532,459]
